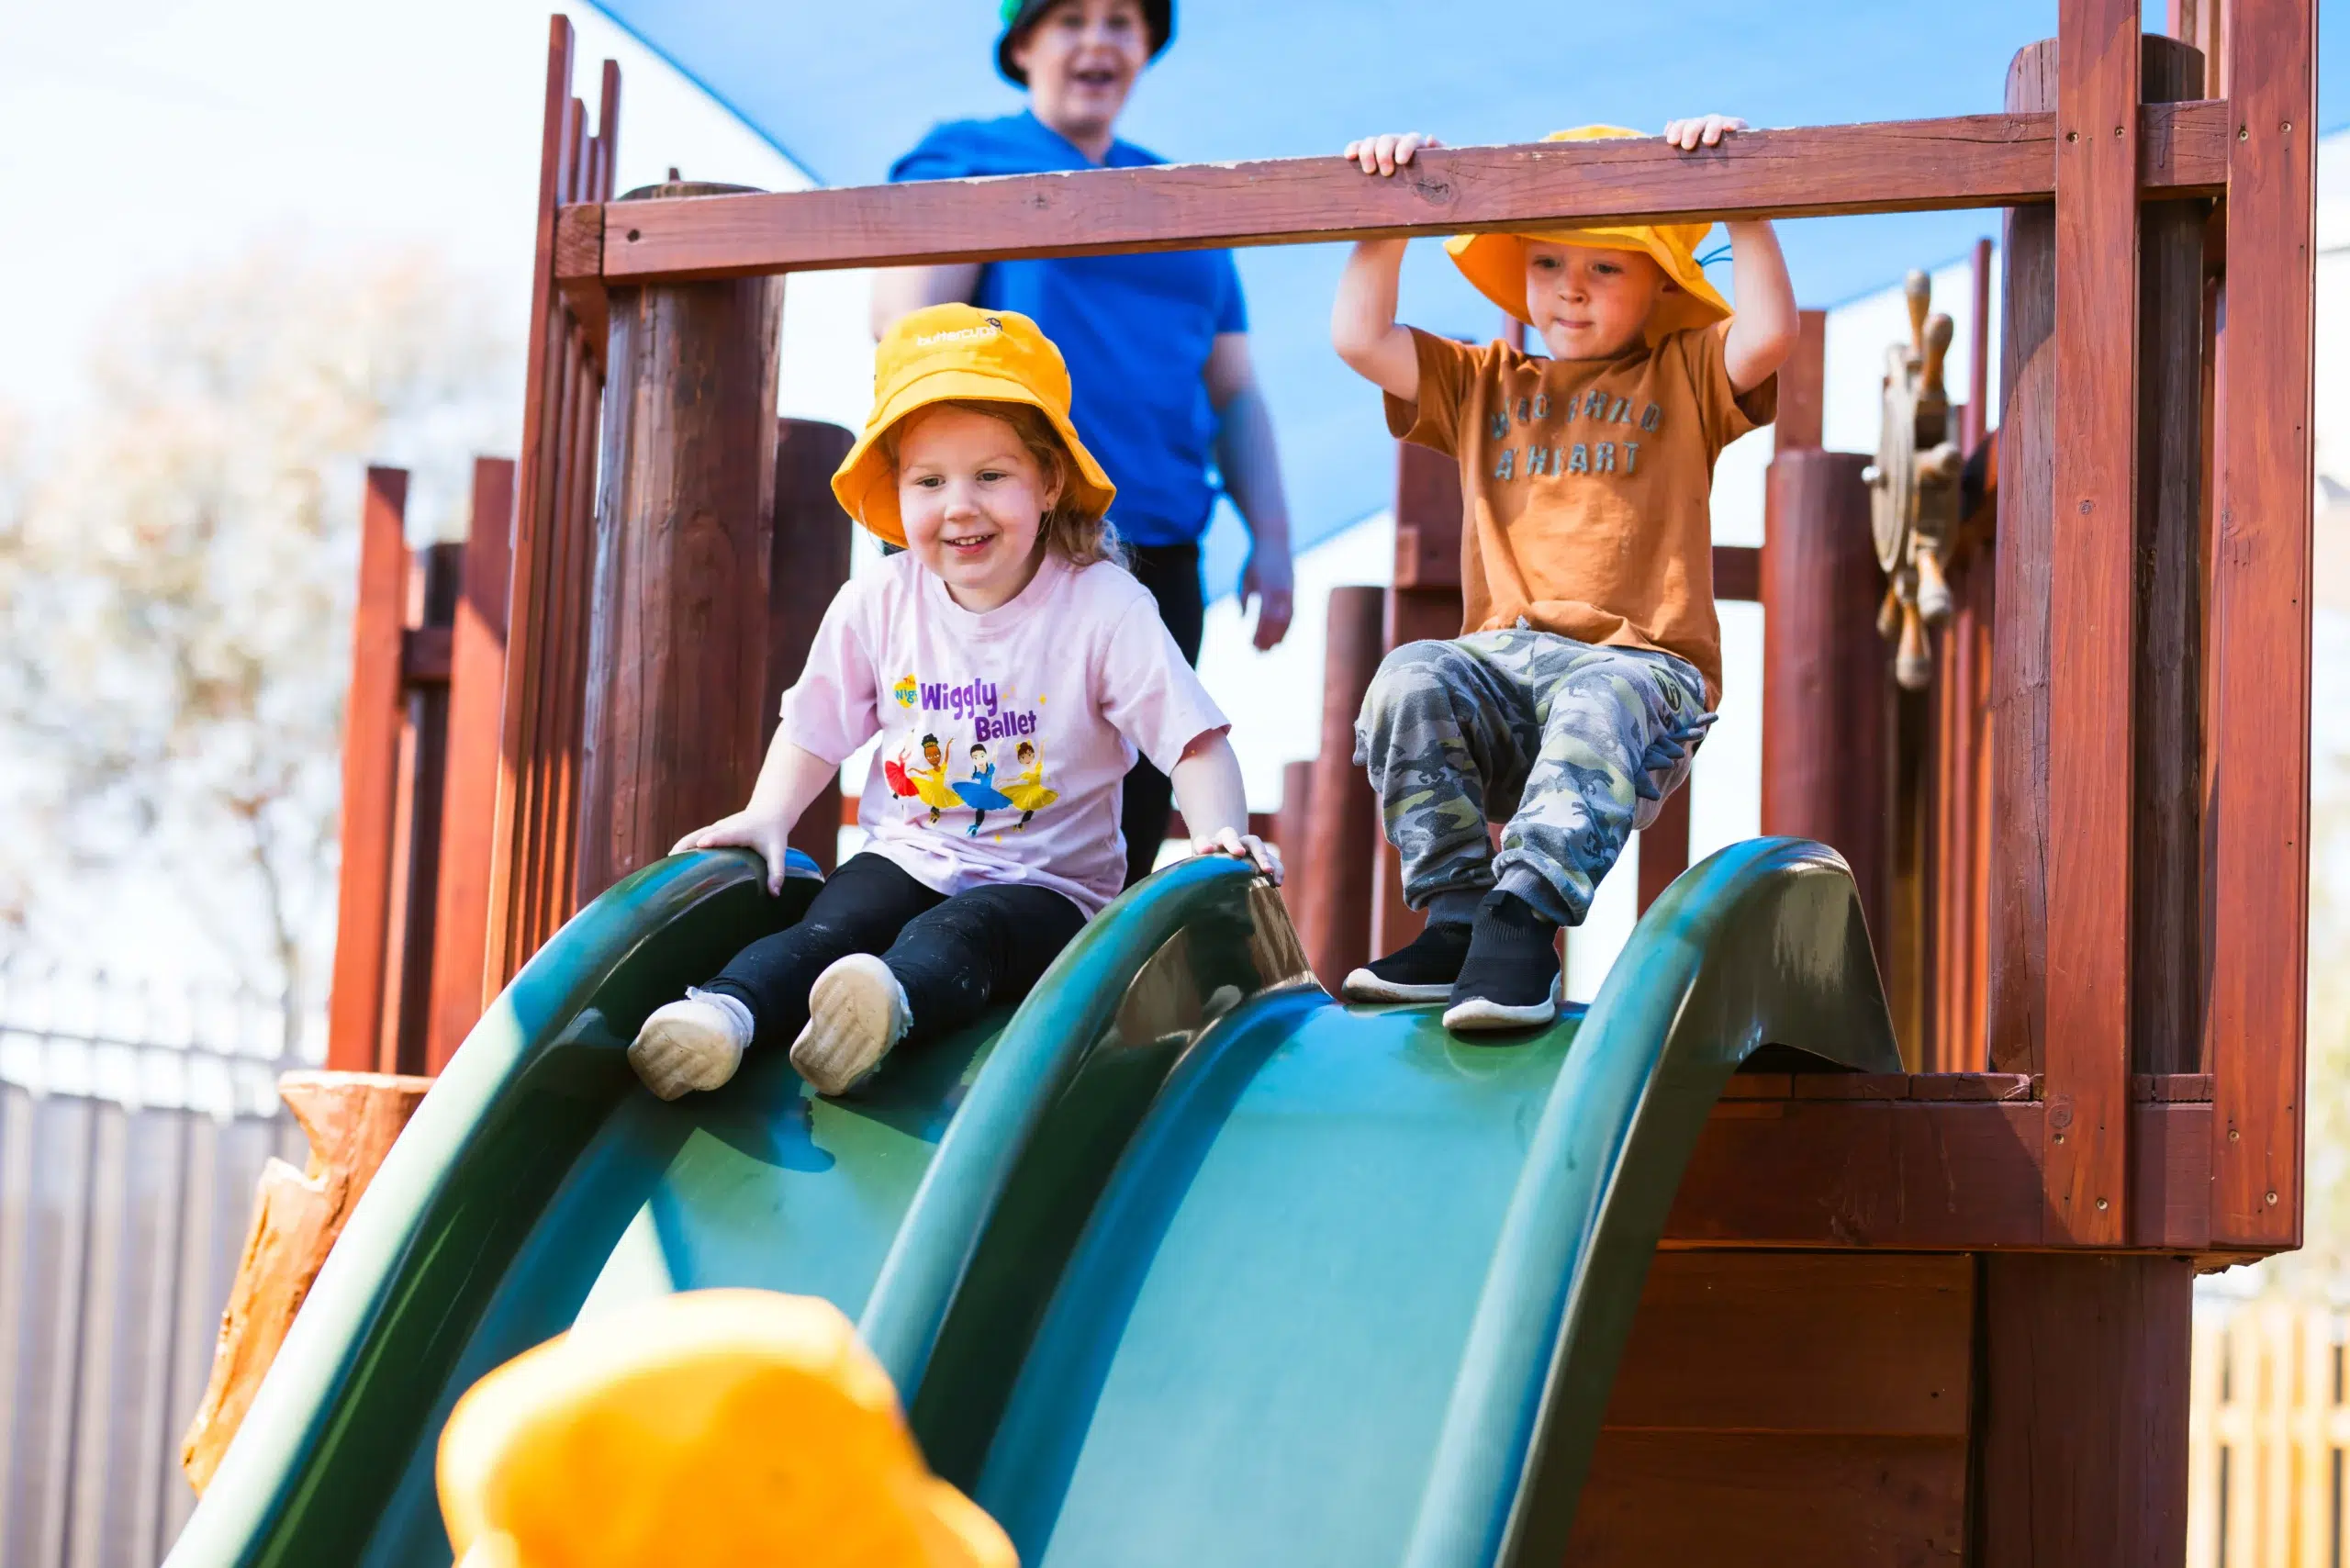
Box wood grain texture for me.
[575,191,785,903]
[380,544,459,1077]
[767,417,856,876]
[1600,1252,1973,1437]
[1989,42,2058,1079]
[2042,2,2142,1248]
[326,467,410,1073]
[426,457,514,1071]
[1762,450,1892,952]
[1566,1432,1966,1564]
[2134,39,2210,1079]
[1373,443,1467,958]
[1775,308,1829,450]
[178,1071,431,1493]
[1634,789,1690,915]
[572,106,2227,284]
[1662,1099,2216,1251]
[2209,0,2316,1249]
[1297,587,1385,988]
[1976,1253,2192,1567]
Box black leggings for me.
[704,853,1087,1049]
[1120,543,1208,889]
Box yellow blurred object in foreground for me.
[436,1288,1015,1568]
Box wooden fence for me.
[2192,1297,2350,1568]
[0,964,307,1567]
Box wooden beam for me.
[564,104,2230,286]
[1297,588,1385,990]
[767,418,856,877]
[1774,308,1828,452]
[2041,6,2143,1248]
[327,467,409,1073]
[2210,0,2316,1249]
[1662,1096,2214,1251]
[1374,442,1465,959]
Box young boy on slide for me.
[1330,118,1796,1033]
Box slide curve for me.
[166,836,1894,1568]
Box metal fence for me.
[0,961,312,1568]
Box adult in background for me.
[874,0,1295,889]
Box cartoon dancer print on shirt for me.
[953,743,1015,837]
[904,734,962,825]
[1002,739,1058,829]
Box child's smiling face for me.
[1523,242,1671,360]
[1008,0,1150,145]
[896,404,1059,612]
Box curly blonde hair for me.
[880,398,1123,569]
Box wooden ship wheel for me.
[1863,269,1966,689]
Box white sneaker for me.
[628,992,753,1101]
[790,955,912,1096]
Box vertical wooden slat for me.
[2210,0,2315,1248]
[1299,588,1386,988]
[1990,41,2059,1079]
[1373,441,1466,957]
[63,1103,127,1568]
[1635,789,1689,915]
[326,467,410,1073]
[1774,308,1828,452]
[383,544,460,1076]
[767,418,856,877]
[2133,39,2210,1079]
[429,457,514,1060]
[2042,3,2141,1245]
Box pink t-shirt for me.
[780,551,1230,916]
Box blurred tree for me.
[1,245,512,1052]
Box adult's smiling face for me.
[1006,0,1151,162]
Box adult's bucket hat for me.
[834,302,1116,548]
[1445,126,1734,344]
[996,0,1173,85]
[436,1289,1015,1568]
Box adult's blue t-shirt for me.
[890,111,1247,550]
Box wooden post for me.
[2210,0,2315,1249]
[327,468,410,1073]
[1777,308,1829,450]
[427,457,514,1069]
[1373,442,1465,957]
[2132,38,2210,1081]
[573,181,786,904]
[1989,41,2058,1079]
[1761,451,1893,959]
[1976,1254,2192,1566]
[1634,790,1691,914]
[766,418,856,876]
[1297,588,1386,989]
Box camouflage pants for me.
[1352,629,1715,927]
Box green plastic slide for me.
[164,836,1894,1568]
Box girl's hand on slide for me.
[671,809,795,895]
[1343,131,1439,176]
[1663,115,1747,151]
[1192,827,1283,885]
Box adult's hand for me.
[1240,544,1294,652]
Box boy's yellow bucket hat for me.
[1445,126,1733,344]
[834,302,1115,548]
[436,1289,1015,1568]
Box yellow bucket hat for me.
[833,302,1116,548]
[436,1289,1016,1568]
[1445,126,1733,344]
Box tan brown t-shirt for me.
[1384,322,1774,705]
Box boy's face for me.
[1009,0,1150,145]
[1523,241,1672,360]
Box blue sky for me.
[586,0,2342,566]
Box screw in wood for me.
[2267,1191,2280,1204]
[2097,1197,2109,1211]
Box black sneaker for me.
[1341,919,1474,1003]
[1443,893,1561,1033]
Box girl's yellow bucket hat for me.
[834,302,1116,547]
[436,1289,1015,1568]
[1445,126,1733,344]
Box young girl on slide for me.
[628,304,1278,1102]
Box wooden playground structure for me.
[192,0,2318,1559]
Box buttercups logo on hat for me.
[832,303,1117,548]
[1446,126,1733,345]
